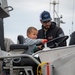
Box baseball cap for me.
[40,11,52,22]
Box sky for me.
[3,0,75,44]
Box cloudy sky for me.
[3,0,75,44]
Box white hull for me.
[33,45,75,75]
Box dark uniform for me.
[37,22,67,48]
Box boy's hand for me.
[37,45,44,50]
[42,39,48,44]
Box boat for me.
[0,0,75,75]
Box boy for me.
[23,26,47,54]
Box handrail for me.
[0,53,40,65]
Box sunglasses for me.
[43,20,50,23]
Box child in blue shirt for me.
[24,26,47,54]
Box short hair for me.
[27,26,37,34]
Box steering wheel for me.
[47,35,69,48]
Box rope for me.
[37,62,48,75]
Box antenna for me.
[71,0,74,32]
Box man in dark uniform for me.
[37,10,67,48]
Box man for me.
[37,10,67,48]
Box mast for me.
[50,0,65,27]
[50,0,59,21]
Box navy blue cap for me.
[40,11,52,22]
